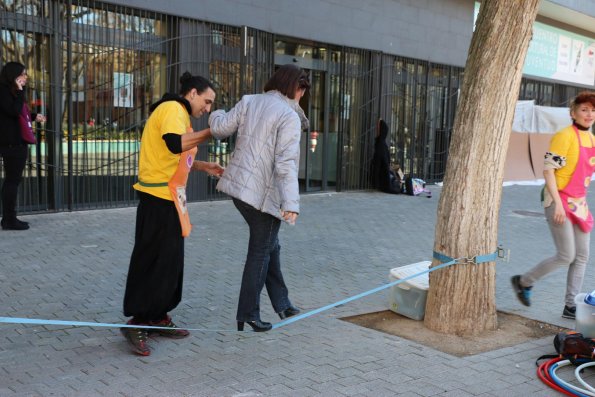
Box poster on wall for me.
[524,21,595,87]
[474,2,595,87]
[74,75,85,102]
[114,72,133,108]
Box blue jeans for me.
[233,198,292,322]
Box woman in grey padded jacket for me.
[209,64,310,332]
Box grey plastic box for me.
[388,261,431,321]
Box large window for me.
[2,1,588,215]
[0,0,47,17]
[1,1,169,211]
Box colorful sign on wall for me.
[474,2,595,87]
[525,21,595,87]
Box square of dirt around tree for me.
[341,310,567,357]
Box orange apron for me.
[168,138,197,238]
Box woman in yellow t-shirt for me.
[121,72,223,356]
[512,91,595,320]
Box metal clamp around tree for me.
[432,245,509,266]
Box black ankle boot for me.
[1,218,29,230]
[278,305,300,319]
[237,320,272,332]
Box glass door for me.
[299,70,326,192]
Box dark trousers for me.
[123,191,184,322]
[233,198,291,322]
[0,145,27,221]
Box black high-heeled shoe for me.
[278,305,301,320]
[237,320,272,332]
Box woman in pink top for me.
[512,91,595,319]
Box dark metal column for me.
[48,0,65,210]
[66,0,73,210]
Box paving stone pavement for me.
[1,184,594,396]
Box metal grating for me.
[1,1,587,215]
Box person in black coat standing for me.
[0,61,45,230]
[372,119,401,194]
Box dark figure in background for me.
[0,62,46,230]
[372,119,401,194]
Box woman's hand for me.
[204,162,224,178]
[192,160,224,178]
[543,169,565,225]
[552,202,566,225]
[281,211,298,225]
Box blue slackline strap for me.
[0,317,234,333]
[273,250,499,329]
[1,249,502,332]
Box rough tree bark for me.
[424,0,540,335]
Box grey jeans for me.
[521,203,590,307]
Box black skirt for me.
[123,191,184,321]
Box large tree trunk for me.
[424,0,540,335]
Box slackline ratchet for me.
[1,247,508,333]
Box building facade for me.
[0,0,594,213]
